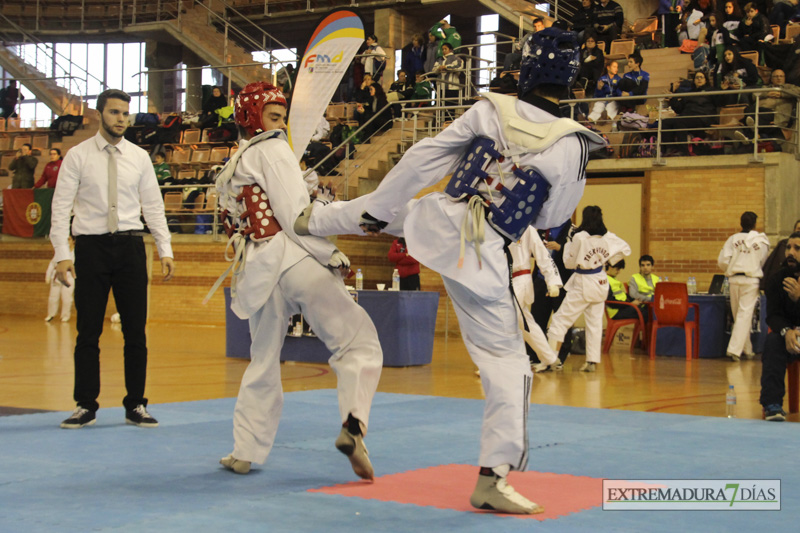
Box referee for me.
[50,89,175,429]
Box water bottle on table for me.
[355,269,364,290]
[722,277,730,296]
[392,269,400,291]
[726,385,736,418]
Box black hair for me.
[628,52,643,68]
[441,42,454,52]
[576,205,607,236]
[22,143,32,150]
[367,34,379,43]
[397,69,407,76]
[154,151,167,160]
[741,211,758,232]
[50,147,62,159]
[789,231,800,240]
[639,254,654,265]
[97,89,131,112]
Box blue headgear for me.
[518,28,580,97]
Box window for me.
[477,15,499,92]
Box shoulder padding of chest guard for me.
[481,93,606,154]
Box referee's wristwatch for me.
[780,327,791,337]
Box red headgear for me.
[234,82,287,136]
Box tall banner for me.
[287,10,364,161]
[1,188,54,237]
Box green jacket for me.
[153,162,171,185]
[429,22,462,58]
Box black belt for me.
[78,230,145,238]
[731,273,747,277]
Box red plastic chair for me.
[603,292,647,354]
[649,282,700,360]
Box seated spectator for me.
[387,69,415,120]
[606,259,645,320]
[200,86,227,130]
[310,114,331,142]
[573,0,597,42]
[678,0,711,44]
[660,70,719,155]
[716,46,761,104]
[707,11,737,70]
[593,0,625,50]
[354,83,390,138]
[360,34,387,80]
[387,237,421,290]
[429,19,462,60]
[588,59,622,124]
[33,148,63,189]
[770,0,800,39]
[9,143,38,189]
[401,35,426,81]
[659,0,684,48]
[737,69,799,144]
[354,72,374,104]
[619,52,649,108]
[153,152,172,187]
[722,0,744,35]
[629,255,661,302]
[762,219,800,290]
[759,231,800,422]
[735,2,770,52]
[411,71,434,107]
[577,32,605,91]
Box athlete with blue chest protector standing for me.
[295,28,606,514]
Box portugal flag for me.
[2,188,55,237]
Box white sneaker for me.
[220,453,251,474]
[579,362,596,372]
[45,316,55,322]
[470,474,544,514]
[335,427,374,481]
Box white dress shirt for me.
[50,132,173,263]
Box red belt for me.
[512,269,531,278]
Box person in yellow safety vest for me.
[629,254,660,302]
[606,259,643,319]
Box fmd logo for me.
[304,51,345,72]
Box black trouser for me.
[400,273,420,291]
[609,305,640,320]
[759,332,800,407]
[530,276,572,364]
[73,234,149,412]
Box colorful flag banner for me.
[287,10,365,161]
[2,188,55,237]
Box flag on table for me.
[1,188,55,237]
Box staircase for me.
[127,7,269,89]
[0,46,83,117]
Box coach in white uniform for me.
[215,83,382,480]
[718,211,769,361]
[296,28,605,514]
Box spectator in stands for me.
[762,219,800,290]
[606,259,645,320]
[573,0,597,42]
[532,17,546,32]
[770,0,800,39]
[433,42,465,116]
[629,255,660,302]
[719,211,769,362]
[152,151,172,187]
[594,0,625,50]
[0,80,21,119]
[424,32,439,75]
[660,70,719,155]
[310,114,331,142]
[430,19,462,60]
[659,0,685,47]
[354,83,390,139]
[722,0,745,33]
[360,34,387,80]
[707,11,736,69]
[588,59,622,124]
[577,32,605,92]
[388,69,415,120]
[401,35,426,81]
[411,70,434,107]
[387,237,421,290]
[354,72,374,105]
[736,2,770,51]
[200,86,228,130]
[619,52,649,107]
[759,231,800,422]
[716,46,761,104]
[736,69,799,144]
[678,0,712,44]
[34,148,63,189]
[9,143,38,189]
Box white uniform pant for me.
[726,276,760,356]
[512,274,557,365]
[547,289,605,364]
[232,256,383,464]
[588,100,619,123]
[444,276,533,471]
[47,278,74,320]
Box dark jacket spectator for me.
[355,83,390,138]
[9,144,38,189]
[716,46,761,104]
[578,33,605,91]
[770,0,800,39]
[401,36,426,80]
[661,70,720,154]
[735,3,770,51]
[573,0,596,37]
[423,32,439,74]
[594,0,625,48]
